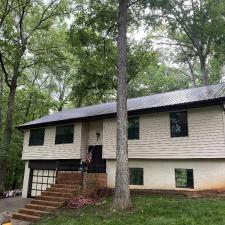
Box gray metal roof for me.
[19,83,225,129]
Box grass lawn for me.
[36,195,225,225]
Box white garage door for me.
[31,169,56,197]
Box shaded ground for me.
[35,195,225,225]
[0,196,31,225]
[0,196,31,213]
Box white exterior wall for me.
[22,120,104,160]
[22,123,82,160]
[22,161,30,198]
[107,159,225,190]
[103,106,225,158]
[88,120,103,146]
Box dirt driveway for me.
[0,196,31,225]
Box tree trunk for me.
[0,160,6,195]
[200,55,209,86]
[0,77,17,193]
[0,71,3,129]
[186,59,196,87]
[58,82,66,111]
[112,0,132,210]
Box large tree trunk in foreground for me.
[112,0,132,210]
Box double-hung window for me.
[129,168,143,185]
[128,117,139,139]
[29,128,45,146]
[170,111,188,137]
[55,125,74,144]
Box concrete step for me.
[31,199,64,207]
[13,212,41,222]
[42,191,73,198]
[25,203,57,212]
[36,195,69,202]
[47,187,78,194]
[19,208,50,217]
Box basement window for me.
[175,169,194,189]
[170,111,188,137]
[128,117,139,139]
[29,128,45,146]
[129,168,143,185]
[55,124,74,144]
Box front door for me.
[87,145,106,173]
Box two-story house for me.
[18,83,225,198]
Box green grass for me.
[36,195,225,225]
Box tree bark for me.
[0,71,3,129]
[112,0,132,210]
[0,76,17,193]
[199,55,209,86]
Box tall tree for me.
[112,0,132,210]
[147,0,225,85]
[0,0,69,193]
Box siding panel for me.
[88,120,103,146]
[22,123,82,160]
[103,106,225,158]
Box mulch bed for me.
[97,188,225,198]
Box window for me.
[170,111,188,137]
[175,169,194,189]
[129,168,143,185]
[55,125,74,144]
[128,117,139,139]
[29,128,45,146]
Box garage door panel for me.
[31,169,56,197]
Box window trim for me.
[55,124,75,145]
[29,128,45,146]
[175,168,194,189]
[129,167,144,185]
[128,116,140,140]
[170,111,188,138]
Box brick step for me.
[51,183,80,189]
[13,212,41,222]
[42,191,73,198]
[36,195,69,202]
[57,173,81,180]
[47,187,78,194]
[19,208,50,217]
[56,180,80,185]
[31,199,64,207]
[25,203,57,212]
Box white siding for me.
[107,159,225,190]
[103,106,225,158]
[80,122,89,160]
[22,123,82,160]
[22,161,30,198]
[88,120,103,146]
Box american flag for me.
[85,150,93,165]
